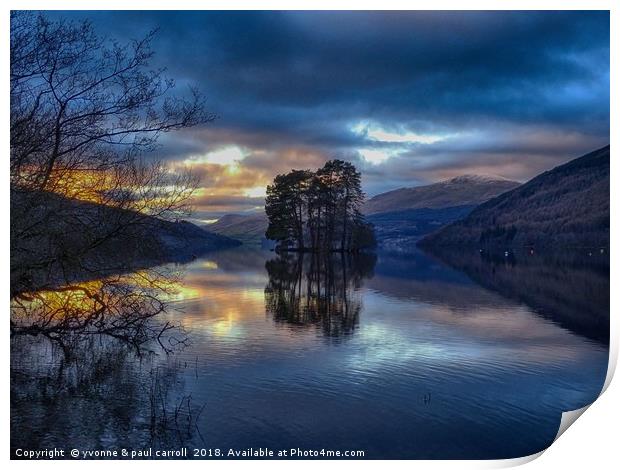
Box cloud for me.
[184,146,249,167]
[45,10,610,214]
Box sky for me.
[50,11,610,220]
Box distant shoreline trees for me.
[265,160,376,252]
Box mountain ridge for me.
[363,175,520,215]
[206,213,270,246]
[420,145,610,248]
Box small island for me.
[265,160,375,252]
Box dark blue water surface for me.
[11,248,609,459]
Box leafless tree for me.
[10,12,214,346]
[10,12,211,195]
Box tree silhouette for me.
[10,12,213,347]
[265,160,375,252]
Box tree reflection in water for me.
[10,265,188,354]
[10,266,205,454]
[264,252,376,338]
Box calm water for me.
[11,248,609,459]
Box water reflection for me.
[11,334,204,455]
[10,266,187,353]
[421,248,610,344]
[9,261,211,456]
[10,247,609,459]
[264,253,376,338]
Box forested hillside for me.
[420,146,610,248]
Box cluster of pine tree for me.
[265,160,376,252]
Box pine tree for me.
[265,160,374,252]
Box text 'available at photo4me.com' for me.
[14,447,367,459]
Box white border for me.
[1,2,616,468]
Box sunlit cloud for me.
[184,145,248,167]
[165,142,334,214]
[167,154,272,214]
[244,186,267,198]
[352,121,447,145]
[201,260,219,269]
[358,148,393,165]
[353,121,452,165]
[370,128,445,144]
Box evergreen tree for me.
[265,160,374,252]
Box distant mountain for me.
[420,146,610,248]
[364,175,520,249]
[208,176,519,249]
[207,213,270,246]
[155,218,241,256]
[11,190,240,294]
[364,175,520,215]
[366,205,476,251]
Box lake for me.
[10,247,609,459]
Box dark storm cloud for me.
[47,10,610,210]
